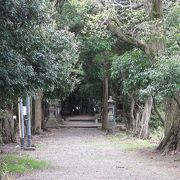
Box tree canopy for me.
[0,0,179,152]
[0,0,81,102]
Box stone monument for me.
[46,99,59,128]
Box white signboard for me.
[23,106,27,116]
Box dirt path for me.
[15,128,179,180]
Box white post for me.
[26,95,31,147]
[18,98,24,148]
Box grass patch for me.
[114,140,156,150]
[86,132,157,151]
[0,155,49,174]
[107,133,157,150]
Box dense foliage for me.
[0,0,80,103]
[111,50,150,97]
[0,0,179,150]
[57,0,116,105]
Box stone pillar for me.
[46,99,59,128]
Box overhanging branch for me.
[100,0,143,9]
[174,97,180,110]
[108,21,148,53]
[54,0,66,10]
[153,97,165,126]
[112,0,143,9]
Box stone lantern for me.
[46,99,59,128]
[107,96,116,130]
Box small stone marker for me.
[23,146,36,151]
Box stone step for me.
[65,115,100,122]
[59,122,101,128]
[58,121,126,130]
[66,119,96,122]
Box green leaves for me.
[111,50,150,97]
[0,0,81,102]
[45,28,81,98]
[111,47,180,100]
[149,54,180,98]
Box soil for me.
[1,128,180,180]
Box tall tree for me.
[0,0,81,139]
[106,0,179,150]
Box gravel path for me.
[17,128,180,180]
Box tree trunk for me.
[101,76,109,130]
[153,97,164,126]
[135,111,142,135]
[129,95,135,131]
[139,96,153,139]
[130,96,153,139]
[32,90,43,134]
[157,97,180,153]
[41,98,46,130]
[109,0,180,151]
[0,106,16,143]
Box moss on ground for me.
[114,140,156,150]
[86,132,157,151]
[107,133,157,150]
[0,155,49,174]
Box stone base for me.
[23,147,36,151]
[46,117,59,128]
